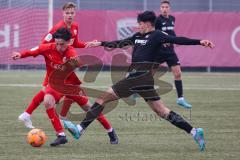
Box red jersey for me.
[40,20,85,86]
[20,43,81,86]
[42,20,86,48]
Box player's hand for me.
[85,40,102,48]
[200,40,215,49]
[12,52,21,60]
[68,57,81,68]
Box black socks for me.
[166,111,192,134]
[80,102,104,129]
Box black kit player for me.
[63,11,214,151]
[155,0,192,108]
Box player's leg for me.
[167,54,192,108]
[76,96,118,144]
[62,94,118,143]
[63,87,121,140]
[43,88,68,146]
[147,99,205,151]
[18,88,45,128]
[59,96,74,119]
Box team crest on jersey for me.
[116,18,138,39]
[69,38,74,45]
[73,29,77,35]
[145,34,150,38]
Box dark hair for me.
[161,0,170,5]
[137,11,156,26]
[53,28,72,41]
[62,2,76,10]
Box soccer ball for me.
[27,129,47,147]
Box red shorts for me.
[65,95,88,106]
[45,86,63,102]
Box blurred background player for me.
[17,2,118,144]
[155,0,192,108]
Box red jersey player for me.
[17,2,118,144]
[12,28,77,146]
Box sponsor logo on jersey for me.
[50,62,65,71]
[135,39,148,45]
[162,26,174,31]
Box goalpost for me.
[48,0,53,31]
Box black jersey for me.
[101,30,200,65]
[155,15,176,37]
[155,15,176,52]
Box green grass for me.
[0,71,240,160]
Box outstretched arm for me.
[12,46,42,60]
[159,32,214,48]
[85,36,135,48]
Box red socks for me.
[97,113,112,130]
[46,107,63,133]
[60,95,112,130]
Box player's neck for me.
[145,27,155,34]
[64,20,72,28]
[162,14,169,18]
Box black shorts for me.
[155,50,180,67]
[112,72,160,101]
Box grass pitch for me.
[0,71,239,160]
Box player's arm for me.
[158,32,214,48]
[73,34,86,48]
[12,45,44,60]
[41,28,56,44]
[73,38,86,48]
[66,49,82,68]
[86,35,136,49]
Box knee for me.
[173,71,181,80]
[43,94,56,109]
[95,98,105,105]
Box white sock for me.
[190,128,197,137]
[58,132,65,136]
[77,124,83,132]
[178,97,184,101]
[59,115,67,120]
[107,128,113,133]
[22,112,31,118]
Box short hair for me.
[137,11,156,26]
[161,0,170,5]
[53,28,72,41]
[62,2,76,10]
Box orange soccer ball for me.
[27,129,47,147]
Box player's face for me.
[160,3,170,16]
[63,7,76,24]
[138,22,148,34]
[55,38,69,53]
